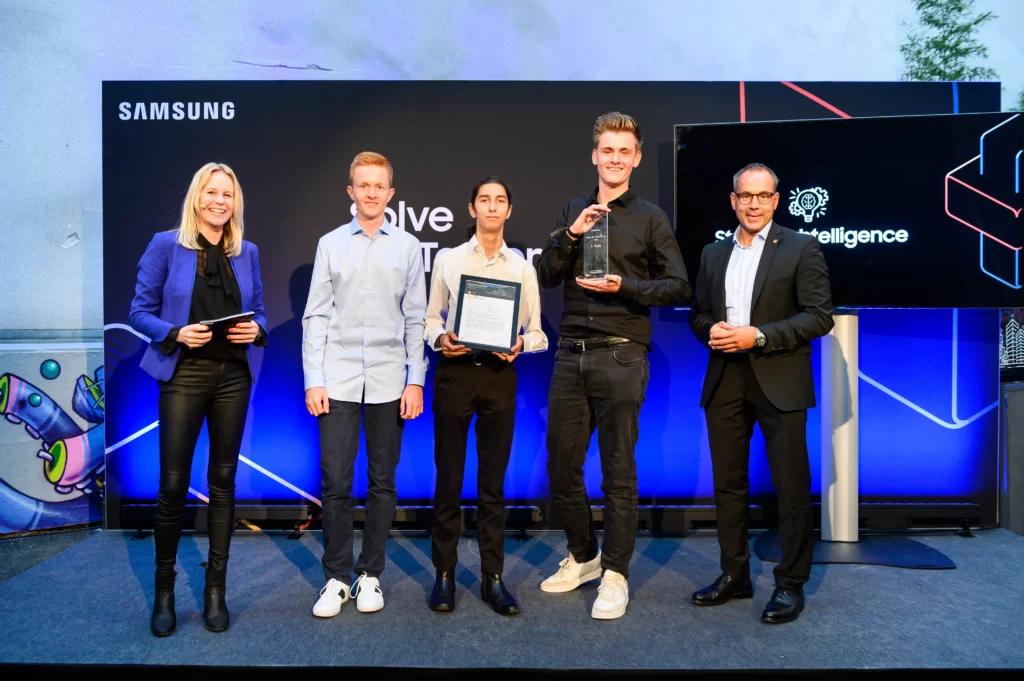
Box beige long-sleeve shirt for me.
[424,235,548,354]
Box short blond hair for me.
[349,151,393,185]
[593,112,643,151]
[176,162,244,257]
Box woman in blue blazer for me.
[130,162,267,637]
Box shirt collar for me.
[732,220,773,246]
[589,186,636,209]
[348,217,394,236]
[469,234,510,262]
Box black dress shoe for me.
[203,586,230,632]
[760,587,805,624]
[481,574,520,616]
[428,571,456,612]
[151,570,176,637]
[691,573,754,606]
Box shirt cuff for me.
[616,277,640,301]
[560,228,582,248]
[303,370,325,391]
[425,326,446,352]
[406,364,426,387]
[158,327,182,356]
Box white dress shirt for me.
[302,218,428,404]
[724,221,772,327]
[424,235,548,354]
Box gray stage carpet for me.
[1,528,1022,671]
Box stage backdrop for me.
[102,81,1001,528]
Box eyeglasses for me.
[735,192,777,205]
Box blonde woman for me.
[129,162,267,636]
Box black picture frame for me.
[452,274,522,353]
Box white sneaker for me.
[591,570,629,620]
[312,578,350,618]
[352,572,384,613]
[540,552,602,593]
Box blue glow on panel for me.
[952,81,959,114]
[106,306,998,504]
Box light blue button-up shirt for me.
[724,221,771,327]
[302,218,428,404]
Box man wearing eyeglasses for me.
[687,163,833,624]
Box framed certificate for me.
[452,275,522,353]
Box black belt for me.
[558,337,632,353]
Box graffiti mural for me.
[0,354,104,534]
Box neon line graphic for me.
[103,323,150,342]
[948,175,1023,218]
[951,82,959,114]
[187,487,261,530]
[1016,150,1022,193]
[979,114,1019,174]
[980,233,1022,289]
[859,309,999,429]
[739,81,746,123]
[105,420,160,454]
[944,155,1022,251]
[106,420,323,506]
[239,454,322,507]
[780,81,852,118]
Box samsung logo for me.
[118,101,235,121]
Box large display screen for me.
[675,112,1024,308]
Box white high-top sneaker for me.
[540,552,602,593]
[352,572,384,613]
[312,578,350,618]
[591,570,629,620]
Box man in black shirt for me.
[537,112,690,620]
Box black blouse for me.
[160,233,265,362]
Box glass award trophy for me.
[582,213,609,280]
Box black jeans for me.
[431,355,517,576]
[546,341,649,578]
[704,356,813,590]
[155,358,251,587]
[319,397,403,582]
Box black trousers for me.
[546,342,648,579]
[319,397,403,582]
[155,358,251,586]
[431,355,517,576]
[704,355,813,591]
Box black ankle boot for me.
[203,566,229,632]
[151,570,176,637]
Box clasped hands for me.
[708,322,758,353]
[175,321,260,348]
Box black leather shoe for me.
[760,587,805,624]
[481,574,520,616]
[151,591,176,637]
[428,571,456,612]
[151,570,176,637]
[203,586,230,632]
[691,573,754,606]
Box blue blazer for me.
[129,230,267,383]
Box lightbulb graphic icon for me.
[788,187,829,223]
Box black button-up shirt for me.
[537,188,691,347]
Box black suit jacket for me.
[688,222,834,412]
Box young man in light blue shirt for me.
[303,151,427,616]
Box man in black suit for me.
[688,163,833,624]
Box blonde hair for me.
[349,151,393,185]
[593,112,643,151]
[176,162,244,257]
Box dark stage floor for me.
[1,528,1022,673]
